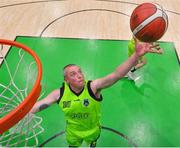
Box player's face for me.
[65,66,85,89]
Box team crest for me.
[83,99,89,107]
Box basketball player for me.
[127,36,163,80]
[30,42,161,147]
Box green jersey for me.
[57,80,102,142]
[128,38,136,57]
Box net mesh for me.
[0,44,44,146]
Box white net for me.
[0,44,44,146]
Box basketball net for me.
[0,41,44,146]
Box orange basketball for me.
[130,3,168,42]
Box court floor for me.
[0,0,180,147]
[1,36,180,146]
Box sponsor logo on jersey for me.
[71,112,89,119]
[63,101,71,108]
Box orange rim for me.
[0,39,42,134]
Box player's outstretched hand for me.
[135,42,163,56]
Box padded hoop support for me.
[0,39,42,134]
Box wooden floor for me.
[0,0,180,61]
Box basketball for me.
[130,3,168,42]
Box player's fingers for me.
[146,48,158,53]
[151,47,161,50]
[150,44,159,49]
[156,47,161,50]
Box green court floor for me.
[1,36,180,146]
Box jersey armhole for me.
[87,80,103,102]
[57,83,65,104]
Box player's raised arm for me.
[30,89,60,113]
[91,42,160,94]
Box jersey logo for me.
[74,99,80,102]
[63,101,71,108]
[71,112,89,119]
[83,99,89,107]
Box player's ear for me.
[64,76,70,84]
[64,76,67,82]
